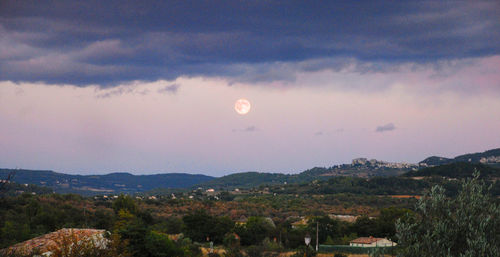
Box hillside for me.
[454,148,500,163]
[272,163,500,197]
[0,169,214,195]
[1,158,418,194]
[198,172,291,189]
[419,156,453,166]
[198,163,411,190]
[0,181,54,196]
[419,148,500,166]
[404,162,500,179]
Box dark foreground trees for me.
[396,172,500,257]
[182,210,234,244]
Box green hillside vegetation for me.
[419,148,500,166]
[272,176,432,196]
[404,162,500,179]
[153,161,500,197]
[418,156,453,166]
[270,165,500,197]
[0,182,54,196]
[199,172,293,189]
[1,172,498,257]
[454,148,500,162]
[197,169,336,189]
[199,166,409,190]
[396,173,500,256]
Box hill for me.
[198,163,412,190]
[419,156,453,166]
[404,162,500,179]
[419,148,500,166]
[0,169,214,195]
[3,148,499,195]
[272,163,500,197]
[198,172,291,189]
[454,148,500,163]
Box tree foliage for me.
[396,172,500,257]
[182,210,234,244]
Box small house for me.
[349,236,396,247]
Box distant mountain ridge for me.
[194,148,500,190]
[2,147,499,195]
[0,169,214,195]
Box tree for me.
[396,172,500,257]
[351,216,377,237]
[375,207,411,240]
[211,216,235,244]
[0,171,15,194]
[291,245,316,257]
[112,195,137,214]
[145,231,185,257]
[1,221,30,247]
[114,210,148,257]
[182,210,234,244]
[183,210,212,242]
[308,216,339,244]
[236,217,274,246]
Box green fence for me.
[319,244,396,254]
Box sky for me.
[1,1,500,176]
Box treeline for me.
[0,182,53,196]
[0,194,114,248]
[271,174,500,196]
[404,162,500,179]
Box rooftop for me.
[350,236,384,244]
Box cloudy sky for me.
[1,1,500,176]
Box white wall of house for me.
[349,238,396,247]
[375,238,396,247]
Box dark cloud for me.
[375,123,396,133]
[157,84,180,94]
[1,0,499,86]
[232,126,258,133]
[96,86,149,98]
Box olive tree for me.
[396,172,500,257]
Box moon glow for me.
[235,99,251,115]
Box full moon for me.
[234,99,251,115]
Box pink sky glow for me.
[1,56,500,176]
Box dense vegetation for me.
[269,162,500,197]
[1,171,500,256]
[419,148,500,166]
[0,181,53,196]
[0,190,414,256]
[396,172,500,256]
[2,153,500,256]
[404,162,500,178]
[198,165,408,190]
[270,176,499,197]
